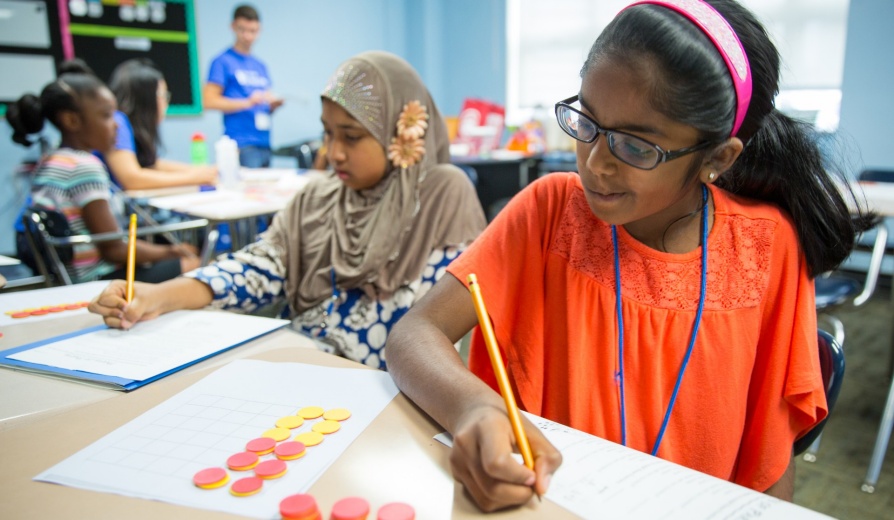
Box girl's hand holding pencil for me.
[89,280,163,330]
[449,403,562,511]
[455,273,562,511]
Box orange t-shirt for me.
[447,172,826,492]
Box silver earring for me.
[708,172,716,181]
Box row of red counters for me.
[281,496,415,520]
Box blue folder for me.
[0,323,284,391]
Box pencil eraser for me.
[331,497,370,520]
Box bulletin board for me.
[0,0,67,114]
[1,0,200,116]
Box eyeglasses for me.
[554,95,714,170]
[158,90,171,103]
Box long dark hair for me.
[109,59,163,167]
[7,60,104,147]
[582,0,874,277]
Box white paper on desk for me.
[435,414,831,519]
[534,414,830,520]
[147,190,238,210]
[8,311,286,381]
[0,281,108,327]
[35,359,400,520]
[239,167,298,182]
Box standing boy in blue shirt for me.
[203,4,283,167]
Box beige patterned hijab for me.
[267,51,485,313]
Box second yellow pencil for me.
[125,213,137,303]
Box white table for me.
[142,169,327,249]
[854,181,894,216]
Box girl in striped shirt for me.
[8,66,200,283]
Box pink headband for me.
[626,0,752,137]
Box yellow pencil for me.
[467,273,535,472]
[125,213,137,303]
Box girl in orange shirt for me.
[387,0,873,512]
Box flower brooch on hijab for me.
[387,100,429,169]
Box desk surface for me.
[0,313,318,431]
[0,311,570,519]
[855,181,894,217]
[143,170,327,222]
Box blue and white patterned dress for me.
[184,242,465,370]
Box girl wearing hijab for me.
[88,51,486,369]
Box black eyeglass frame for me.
[555,95,716,170]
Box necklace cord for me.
[612,184,709,456]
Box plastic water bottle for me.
[190,132,208,165]
[215,136,240,189]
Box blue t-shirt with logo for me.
[207,48,272,148]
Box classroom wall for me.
[837,0,894,174]
[5,0,889,256]
[404,0,507,115]
[0,0,505,255]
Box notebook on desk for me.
[0,310,287,391]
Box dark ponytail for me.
[7,62,106,148]
[7,94,46,146]
[584,0,873,277]
[720,109,876,274]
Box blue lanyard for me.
[319,268,340,335]
[612,184,709,456]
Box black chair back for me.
[21,207,76,285]
[24,207,75,263]
[858,169,894,183]
[794,330,846,455]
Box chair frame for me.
[817,221,888,346]
[840,169,894,492]
[22,208,210,286]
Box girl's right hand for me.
[88,280,164,329]
[450,404,563,512]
